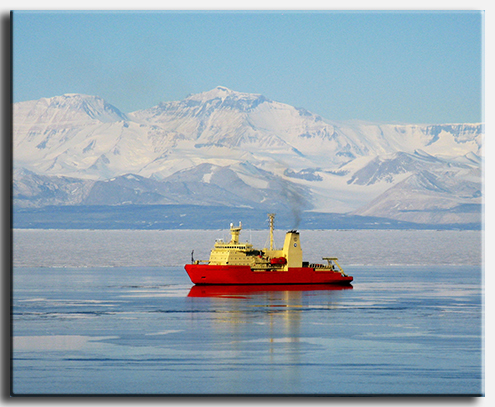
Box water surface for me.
[13,263,483,395]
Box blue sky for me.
[13,10,483,123]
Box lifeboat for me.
[270,257,287,265]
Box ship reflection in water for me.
[186,283,354,392]
[188,283,352,298]
[187,284,353,333]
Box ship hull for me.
[185,264,353,285]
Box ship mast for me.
[268,213,275,250]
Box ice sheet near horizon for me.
[13,229,482,268]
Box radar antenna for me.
[268,213,275,250]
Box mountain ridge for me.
[13,87,483,226]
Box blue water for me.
[12,265,483,395]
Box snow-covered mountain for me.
[13,87,483,225]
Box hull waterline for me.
[185,264,353,285]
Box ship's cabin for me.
[213,239,254,251]
[196,216,347,275]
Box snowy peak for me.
[186,86,237,101]
[14,93,128,124]
[185,86,268,104]
[50,94,128,123]
[131,86,270,121]
[129,86,347,156]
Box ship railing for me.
[309,263,326,269]
[322,257,348,277]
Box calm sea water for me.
[12,229,484,395]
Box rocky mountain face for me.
[13,87,483,226]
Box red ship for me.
[185,214,353,286]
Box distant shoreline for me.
[12,204,482,231]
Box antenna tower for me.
[268,213,275,250]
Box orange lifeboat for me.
[270,257,287,265]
